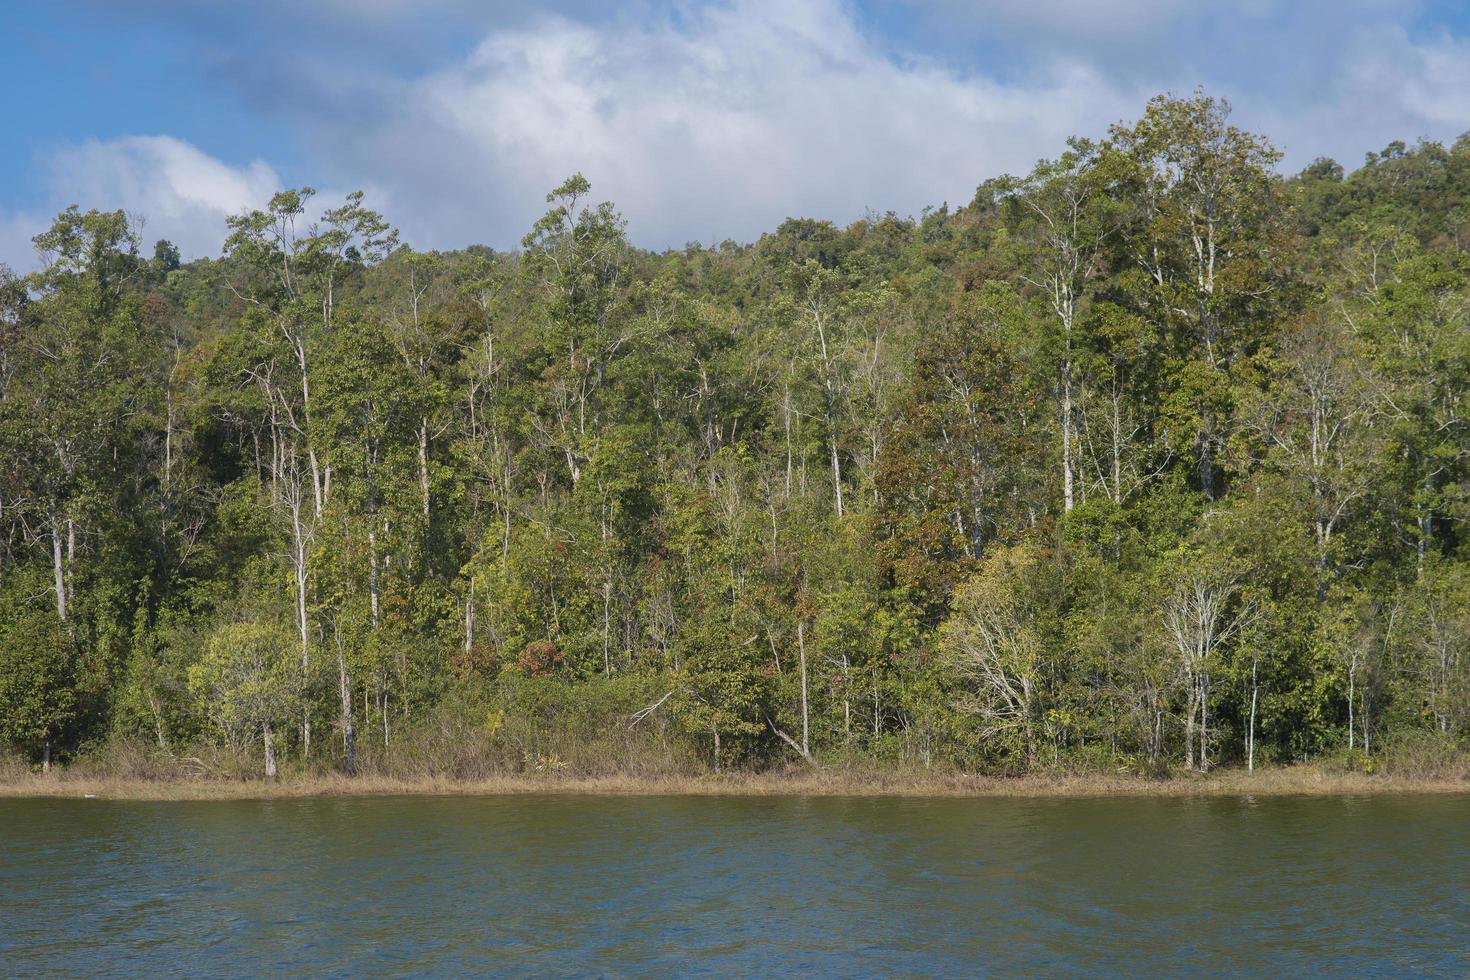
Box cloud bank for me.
[3,137,280,270]
[5,0,1469,269]
[331,0,1142,250]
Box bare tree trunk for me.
[335,630,356,776]
[150,695,169,750]
[50,505,67,621]
[282,457,314,759]
[1111,390,1125,503]
[1418,463,1431,572]
[1362,688,1371,754]
[464,578,475,655]
[1061,354,1075,513]
[783,384,793,496]
[1184,682,1197,771]
[797,620,810,758]
[1199,674,1210,772]
[293,530,311,758]
[829,434,844,518]
[1248,659,1259,774]
[872,665,881,739]
[263,721,277,779]
[164,374,175,490]
[42,739,52,774]
[368,526,380,629]
[842,653,851,744]
[418,416,431,519]
[602,579,612,675]
[1153,708,1163,765]
[309,448,324,519]
[66,518,75,603]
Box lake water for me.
[2,794,1467,976]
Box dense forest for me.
[2,92,1469,779]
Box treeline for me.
[2,92,1469,778]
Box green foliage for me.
[188,621,300,751]
[5,95,1470,778]
[0,599,75,763]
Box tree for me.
[1399,563,1470,737]
[13,208,152,624]
[520,175,631,488]
[943,542,1056,767]
[6,88,1470,783]
[1243,314,1379,588]
[1356,252,1470,568]
[224,188,397,757]
[152,239,181,274]
[189,622,300,777]
[1160,557,1257,771]
[876,288,1043,620]
[1005,138,1113,513]
[0,605,75,770]
[1109,91,1284,500]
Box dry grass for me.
[2,764,1468,801]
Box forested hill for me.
[3,92,1469,778]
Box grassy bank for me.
[4,765,1469,801]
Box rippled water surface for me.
[2,793,1468,975]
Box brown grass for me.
[2,765,1468,801]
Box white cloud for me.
[1368,28,1470,132]
[275,0,1470,250]
[903,0,1196,42]
[1226,24,1470,167]
[46,136,282,257]
[13,0,1470,262]
[0,214,44,275]
[309,0,1146,249]
[0,136,282,270]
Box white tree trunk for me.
[1184,684,1197,771]
[50,507,67,621]
[368,526,380,629]
[1061,355,1075,513]
[1199,674,1210,772]
[829,434,844,518]
[292,522,311,758]
[418,416,431,519]
[337,639,356,776]
[263,721,278,779]
[464,578,475,655]
[1248,660,1259,774]
[797,619,810,758]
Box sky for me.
[3,0,1470,268]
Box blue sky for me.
[4,1,1470,267]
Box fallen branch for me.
[765,714,817,766]
[628,688,679,729]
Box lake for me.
[2,794,1467,975]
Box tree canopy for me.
[3,92,1469,777]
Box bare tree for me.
[1162,567,1256,771]
[944,545,1047,765]
[1010,139,1110,513]
[1247,315,1378,588]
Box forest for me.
[2,91,1468,780]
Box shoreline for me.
[3,767,1468,801]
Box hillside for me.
[3,92,1469,780]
